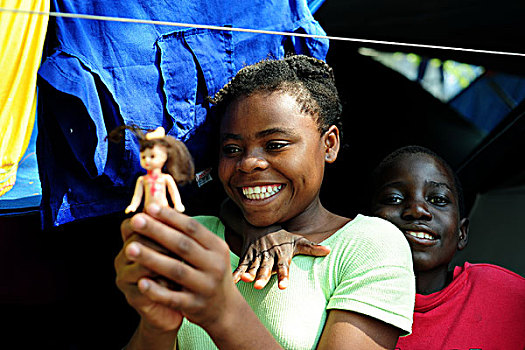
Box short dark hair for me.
[371,145,466,218]
[209,55,343,136]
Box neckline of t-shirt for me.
[222,214,363,263]
[317,214,362,245]
[414,263,469,312]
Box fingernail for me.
[126,242,140,257]
[148,203,160,214]
[138,278,150,292]
[131,215,146,229]
[279,278,289,289]
[254,280,266,289]
[242,272,255,282]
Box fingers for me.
[295,238,331,257]
[233,247,256,283]
[276,258,290,290]
[236,252,275,289]
[232,263,249,284]
[145,204,226,252]
[241,253,261,283]
[137,277,193,310]
[253,253,274,290]
[121,218,134,242]
[128,211,222,271]
[126,241,214,294]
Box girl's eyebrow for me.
[256,127,297,138]
[427,180,453,191]
[376,181,404,192]
[221,133,242,141]
[221,127,298,141]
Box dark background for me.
[2,1,524,348]
[314,0,525,276]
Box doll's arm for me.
[220,199,330,290]
[126,177,145,214]
[166,175,185,212]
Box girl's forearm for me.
[125,319,178,350]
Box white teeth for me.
[242,185,282,200]
[407,231,436,240]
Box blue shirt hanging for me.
[37,0,329,227]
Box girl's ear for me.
[323,125,340,163]
[457,217,469,250]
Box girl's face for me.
[140,144,168,172]
[371,154,468,272]
[218,91,338,227]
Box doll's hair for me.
[370,145,465,218]
[209,55,343,136]
[108,125,195,185]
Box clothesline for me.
[2,7,525,58]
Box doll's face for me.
[218,91,338,227]
[140,144,168,171]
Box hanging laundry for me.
[0,0,49,197]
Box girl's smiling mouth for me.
[241,184,283,200]
[404,230,439,245]
[405,231,437,240]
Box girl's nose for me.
[237,149,269,173]
[401,199,432,221]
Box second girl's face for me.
[371,154,467,272]
[219,92,333,227]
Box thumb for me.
[295,239,331,257]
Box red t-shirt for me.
[396,262,525,350]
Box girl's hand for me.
[115,219,184,333]
[121,204,281,349]
[122,204,244,334]
[233,230,331,290]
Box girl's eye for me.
[428,195,450,206]
[222,144,242,155]
[266,141,289,151]
[382,194,403,205]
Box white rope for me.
[1,7,524,57]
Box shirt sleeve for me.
[327,217,415,335]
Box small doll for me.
[109,125,194,213]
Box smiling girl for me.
[114,55,415,350]
[370,146,525,349]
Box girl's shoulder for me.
[461,262,525,284]
[327,214,406,246]
[323,214,412,267]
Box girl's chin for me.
[412,257,441,273]
[243,213,279,228]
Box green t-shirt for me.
[177,214,415,350]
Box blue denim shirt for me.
[37,0,328,227]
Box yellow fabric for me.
[0,0,49,196]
